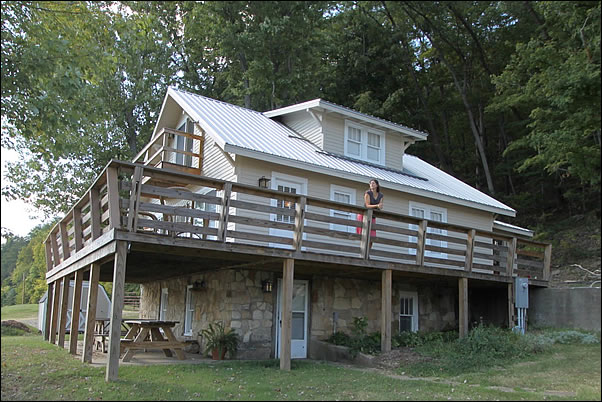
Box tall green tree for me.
[490,1,601,212]
[2,1,177,217]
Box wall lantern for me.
[192,280,207,291]
[258,176,271,189]
[262,279,273,293]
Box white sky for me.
[1,147,46,239]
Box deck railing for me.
[44,160,552,281]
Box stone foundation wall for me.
[141,270,461,359]
[140,269,275,359]
[309,277,458,341]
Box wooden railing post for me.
[464,229,476,272]
[543,244,552,281]
[416,220,428,266]
[126,166,144,232]
[217,183,232,242]
[90,188,101,240]
[45,240,53,271]
[381,269,392,352]
[293,196,306,252]
[360,209,373,259]
[106,167,121,230]
[59,221,70,261]
[73,208,83,252]
[50,230,60,266]
[507,282,514,329]
[506,238,517,276]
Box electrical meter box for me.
[514,277,529,308]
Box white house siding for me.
[201,133,236,182]
[231,157,496,266]
[281,110,323,148]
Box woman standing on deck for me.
[356,179,384,248]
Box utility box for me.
[515,277,529,308]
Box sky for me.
[1,147,47,240]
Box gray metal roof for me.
[167,87,515,216]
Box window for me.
[344,121,385,165]
[184,285,194,336]
[330,185,356,233]
[399,292,419,332]
[175,120,194,167]
[276,184,296,223]
[159,288,168,321]
[408,202,447,258]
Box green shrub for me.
[327,331,351,346]
[531,330,600,345]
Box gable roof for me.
[159,87,516,217]
[264,99,429,141]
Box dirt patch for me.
[1,320,32,332]
[371,347,433,370]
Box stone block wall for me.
[309,276,458,341]
[140,269,275,359]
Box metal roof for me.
[166,87,515,216]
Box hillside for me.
[534,211,601,288]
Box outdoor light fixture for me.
[262,279,273,293]
[258,176,271,189]
[192,280,207,291]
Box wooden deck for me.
[41,159,552,381]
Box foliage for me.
[392,330,458,348]
[1,1,600,234]
[326,316,381,357]
[528,330,600,345]
[199,321,240,359]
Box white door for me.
[269,174,307,249]
[275,279,309,359]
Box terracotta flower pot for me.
[211,348,226,360]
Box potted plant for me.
[199,321,240,360]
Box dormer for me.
[264,99,428,170]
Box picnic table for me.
[120,320,186,362]
[94,319,132,353]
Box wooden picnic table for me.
[120,320,186,362]
[94,319,133,353]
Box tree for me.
[2,1,177,217]
[489,1,601,212]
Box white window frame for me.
[408,202,448,259]
[344,120,385,166]
[329,185,356,233]
[269,172,308,249]
[159,288,168,321]
[184,285,194,336]
[174,118,194,167]
[399,291,419,333]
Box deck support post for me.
[507,282,515,329]
[44,283,54,341]
[459,277,469,338]
[49,279,61,344]
[82,263,100,363]
[106,240,128,382]
[69,270,84,354]
[58,274,71,348]
[280,258,294,371]
[381,269,392,352]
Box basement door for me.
[275,279,309,359]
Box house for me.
[42,87,551,381]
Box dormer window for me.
[344,120,385,165]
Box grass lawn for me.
[1,334,600,401]
[1,304,39,321]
